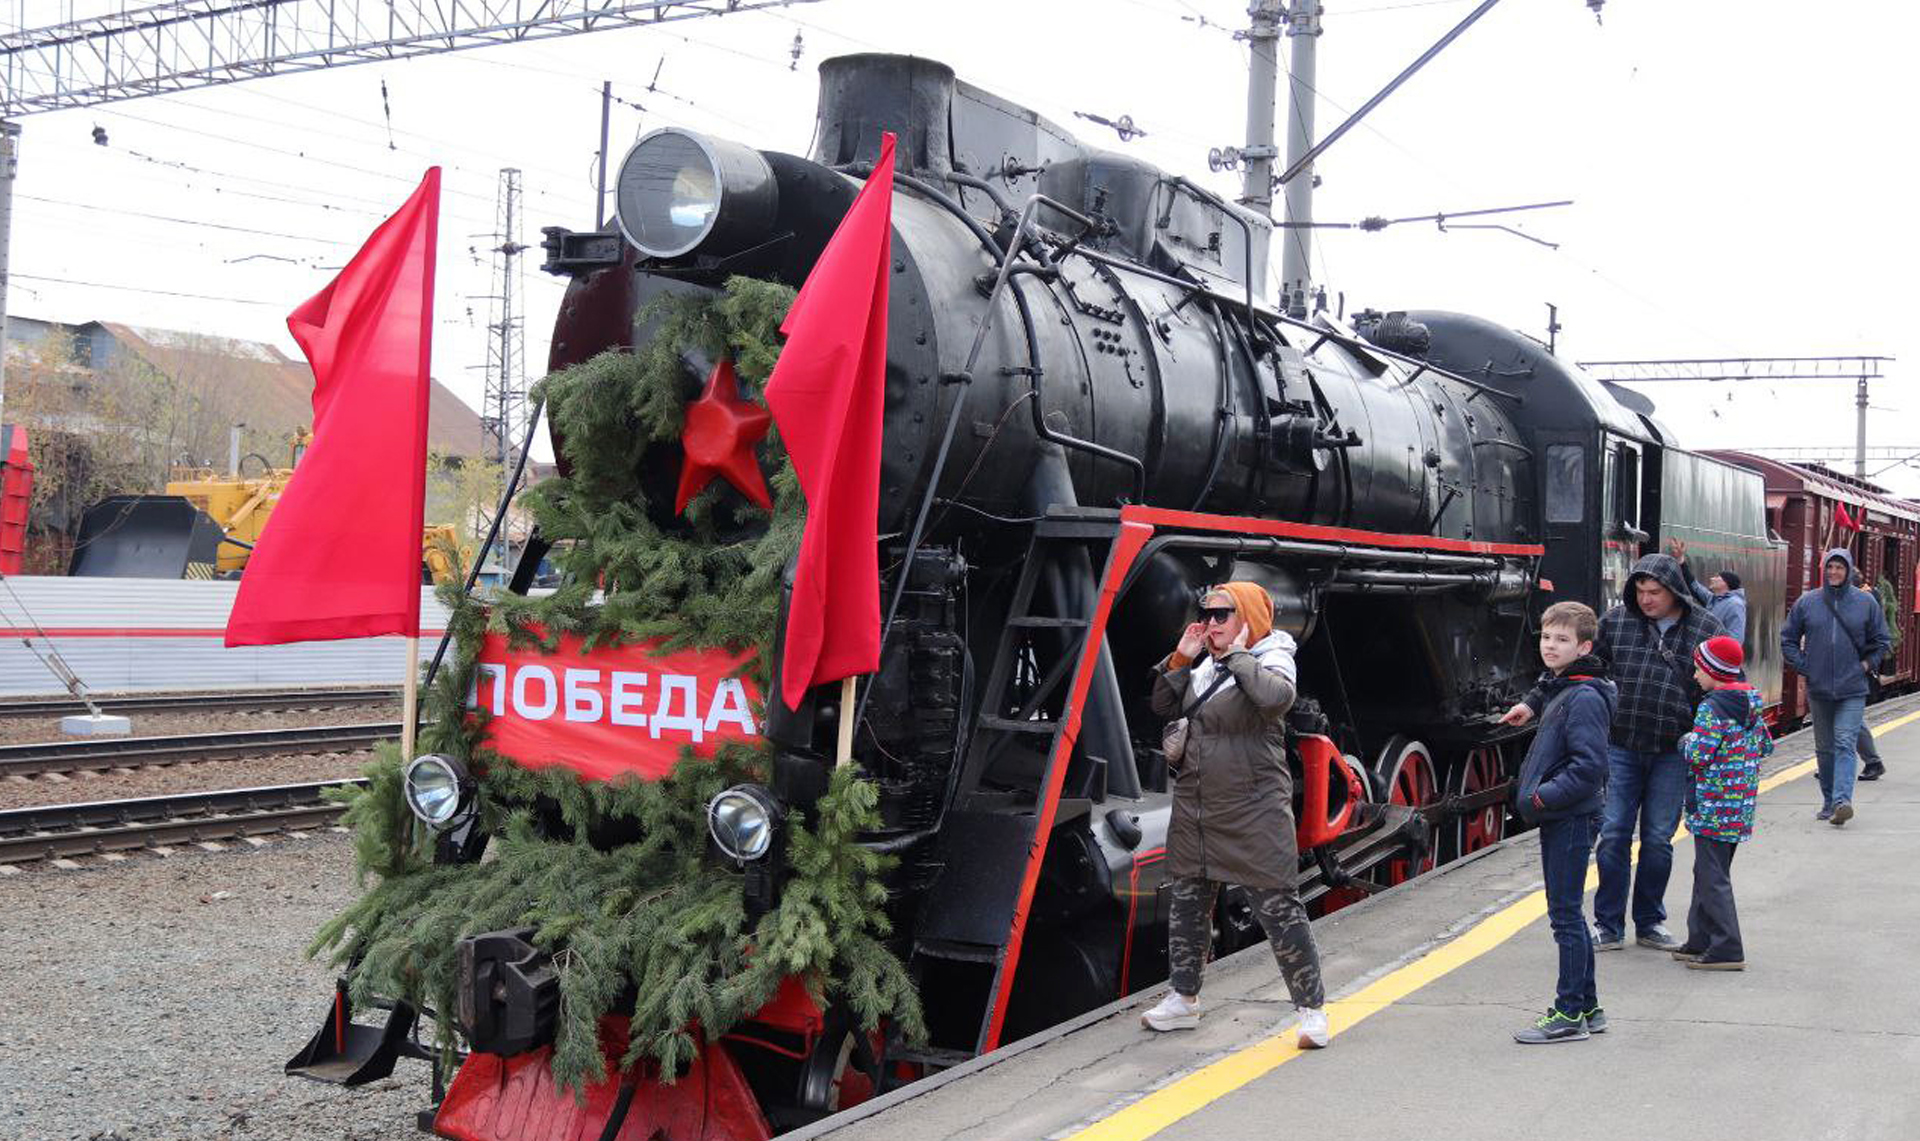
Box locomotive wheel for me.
[797,1023,880,1115]
[1447,743,1509,861]
[1372,736,1439,886]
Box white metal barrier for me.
[0,576,451,697]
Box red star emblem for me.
[675,358,773,514]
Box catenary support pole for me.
[0,121,17,429]
[1857,373,1869,479]
[1240,0,1285,220]
[1277,0,1319,316]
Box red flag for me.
[1835,503,1860,533]
[764,133,895,710]
[225,168,440,647]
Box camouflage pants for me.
[1167,875,1325,1008]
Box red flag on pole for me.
[764,133,895,711]
[225,168,441,647]
[1834,503,1860,533]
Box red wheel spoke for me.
[1376,737,1439,886]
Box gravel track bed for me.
[0,751,378,812]
[0,702,405,748]
[1,833,427,1140]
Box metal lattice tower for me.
[480,167,527,490]
[0,0,822,117]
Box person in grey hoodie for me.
[1780,548,1891,826]
[1667,539,1748,645]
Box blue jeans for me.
[1810,695,1865,808]
[1539,813,1600,1015]
[1593,745,1686,937]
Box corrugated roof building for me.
[5,315,485,457]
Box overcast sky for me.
[6,0,1915,490]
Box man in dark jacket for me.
[1511,601,1617,1044]
[1503,553,1723,952]
[1781,548,1891,826]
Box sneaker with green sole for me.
[1582,1007,1608,1033]
[1513,1008,1590,1044]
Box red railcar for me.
[1707,452,1920,725]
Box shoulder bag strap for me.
[1821,590,1868,660]
[1180,670,1233,720]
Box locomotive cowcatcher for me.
[288,54,1776,1139]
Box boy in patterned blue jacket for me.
[1675,635,1772,971]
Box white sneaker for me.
[1295,1007,1330,1049]
[1141,992,1201,1031]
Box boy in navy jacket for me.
[1512,602,1618,1044]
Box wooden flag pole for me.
[835,675,857,769]
[401,635,421,763]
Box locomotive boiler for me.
[292,53,1774,1140]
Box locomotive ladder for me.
[907,510,1152,1059]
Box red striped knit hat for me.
[1693,635,1745,682]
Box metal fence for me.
[0,576,450,697]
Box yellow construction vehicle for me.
[71,430,472,583]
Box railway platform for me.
[800,694,1920,1141]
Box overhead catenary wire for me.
[18,193,352,244]
[12,272,287,307]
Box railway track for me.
[0,779,365,865]
[2,687,402,717]
[0,722,404,779]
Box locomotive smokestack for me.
[811,55,954,176]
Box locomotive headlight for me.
[403,753,474,830]
[708,783,784,863]
[614,128,779,260]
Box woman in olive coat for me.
[1139,581,1329,1048]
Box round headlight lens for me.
[613,128,778,260]
[403,754,471,829]
[708,784,782,862]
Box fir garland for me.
[312,277,923,1094]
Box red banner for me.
[469,633,763,782]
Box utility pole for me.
[0,121,17,430]
[1238,0,1286,221]
[1275,0,1319,318]
[1856,375,1870,479]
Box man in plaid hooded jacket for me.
[1504,552,1723,951]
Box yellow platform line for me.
[1067,705,1920,1141]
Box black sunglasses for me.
[1199,606,1236,625]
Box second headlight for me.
[707,783,784,863]
[403,753,474,830]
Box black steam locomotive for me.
[314,53,1779,1138]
